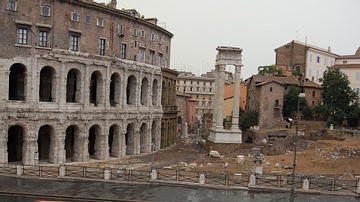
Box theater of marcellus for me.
[0,0,178,165]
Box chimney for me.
[327,46,331,53]
[110,0,117,9]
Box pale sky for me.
[96,0,360,79]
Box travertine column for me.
[58,62,66,106]
[72,130,88,162]
[23,134,38,165]
[231,65,242,130]
[84,65,90,106]
[216,64,226,129]
[134,127,140,155]
[212,66,219,127]
[49,136,65,164]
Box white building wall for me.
[306,49,337,84]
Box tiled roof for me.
[252,74,321,88]
[331,64,360,69]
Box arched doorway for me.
[109,73,121,106]
[39,66,55,102]
[8,125,24,163]
[125,123,135,155]
[8,63,26,100]
[152,79,158,106]
[140,77,149,105]
[90,71,103,106]
[66,69,81,103]
[140,123,147,153]
[38,125,52,161]
[126,75,137,105]
[65,125,78,160]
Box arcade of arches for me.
[0,53,174,165]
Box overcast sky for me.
[96,0,360,79]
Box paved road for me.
[0,176,359,202]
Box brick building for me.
[1,0,174,165]
[275,40,338,84]
[246,75,321,128]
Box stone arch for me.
[7,125,24,163]
[140,123,148,153]
[38,125,54,161]
[39,66,56,102]
[89,125,101,158]
[151,121,156,151]
[90,71,103,106]
[140,77,149,105]
[167,81,171,105]
[8,63,27,100]
[161,122,165,149]
[65,125,79,161]
[66,68,81,103]
[161,80,166,105]
[110,73,121,106]
[152,79,159,106]
[125,123,135,155]
[109,124,120,157]
[126,75,137,105]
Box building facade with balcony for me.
[0,0,173,165]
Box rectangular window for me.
[330,60,333,66]
[121,43,127,59]
[39,30,48,47]
[139,48,145,63]
[133,28,137,36]
[141,30,145,38]
[309,54,312,62]
[118,23,123,35]
[85,15,91,24]
[97,17,104,27]
[316,70,319,80]
[355,88,360,95]
[41,6,50,16]
[151,33,154,41]
[343,60,347,64]
[70,35,79,51]
[158,36,162,44]
[324,58,327,65]
[7,0,17,11]
[71,11,79,21]
[316,56,320,63]
[308,68,312,77]
[356,72,360,80]
[149,50,155,65]
[99,38,105,55]
[158,53,163,67]
[18,28,28,44]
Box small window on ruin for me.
[41,5,50,16]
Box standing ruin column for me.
[216,64,226,129]
[212,66,219,127]
[231,64,243,130]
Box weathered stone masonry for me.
[1,52,163,165]
[0,0,174,165]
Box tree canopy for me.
[283,85,308,117]
[258,64,283,75]
[322,68,358,122]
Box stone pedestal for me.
[208,128,242,143]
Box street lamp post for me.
[290,79,306,200]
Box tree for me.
[283,85,308,117]
[322,68,358,123]
[258,64,283,75]
[239,109,258,132]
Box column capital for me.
[216,64,226,71]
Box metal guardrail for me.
[0,164,359,195]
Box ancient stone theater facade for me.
[0,0,174,165]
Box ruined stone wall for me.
[0,0,173,165]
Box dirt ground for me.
[82,121,360,177]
